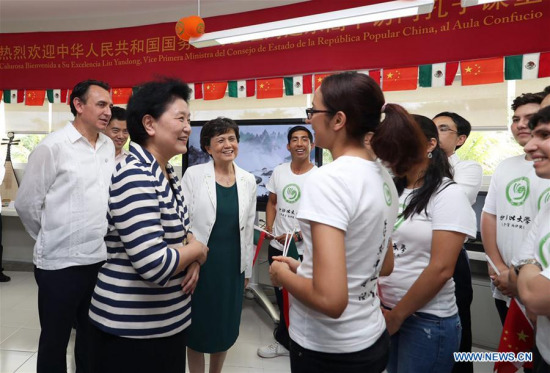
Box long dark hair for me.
[396,115,453,219]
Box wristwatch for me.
[514,259,543,275]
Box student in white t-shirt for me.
[257,126,317,359]
[269,72,427,373]
[511,106,550,371]
[481,93,549,325]
[379,115,476,373]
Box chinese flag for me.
[67,89,72,105]
[256,78,284,99]
[25,90,46,106]
[383,67,418,91]
[461,57,504,86]
[494,298,534,373]
[112,88,132,104]
[204,82,227,100]
[314,73,331,91]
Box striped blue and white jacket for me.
[89,142,192,338]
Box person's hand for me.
[187,235,208,265]
[382,308,404,336]
[272,256,300,273]
[269,260,291,287]
[492,268,513,297]
[507,265,519,298]
[181,261,200,295]
[274,233,291,245]
[244,278,250,288]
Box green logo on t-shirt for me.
[283,183,301,204]
[393,203,406,231]
[539,232,550,268]
[383,183,392,206]
[506,177,530,206]
[538,187,550,211]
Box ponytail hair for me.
[394,115,453,219]
[371,104,426,177]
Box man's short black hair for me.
[433,112,472,150]
[109,106,126,123]
[287,125,313,144]
[528,106,550,130]
[511,92,542,111]
[69,79,111,117]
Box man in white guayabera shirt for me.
[15,80,115,373]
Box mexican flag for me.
[204,82,227,100]
[228,80,255,98]
[47,89,68,104]
[538,52,550,78]
[3,90,25,103]
[382,66,418,91]
[189,83,204,100]
[419,62,459,87]
[25,90,46,106]
[257,78,284,99]
[284,75,313,96]
[461,57,504,86]
[369,69,381,86]
[112,88,132,104]
[505,54,540,80]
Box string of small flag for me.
[2,52,549,106]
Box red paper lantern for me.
[184,16,205,38]
[175,17,191,41]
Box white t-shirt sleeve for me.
[431,183,477,239]
[266,165,279,194]
[483,166,498,215]
[453,160,483,205]
[297,170,350,232]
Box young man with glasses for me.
[433,112,482,373]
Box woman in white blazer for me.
[182,117,257,373]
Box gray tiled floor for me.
[0,271,498,373]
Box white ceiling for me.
[0,0,308,33]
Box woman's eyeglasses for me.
[305,108,334,120]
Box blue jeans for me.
[387,312,461,373]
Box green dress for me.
[186,183,244,353]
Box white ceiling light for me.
[189,0,435,48]
[460,0,502,7]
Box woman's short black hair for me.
[126,78,191,146]
[199,117,240,154]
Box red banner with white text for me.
[0,0,548,90]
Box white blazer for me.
[182,160,257,278]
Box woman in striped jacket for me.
[88,78,208,373]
